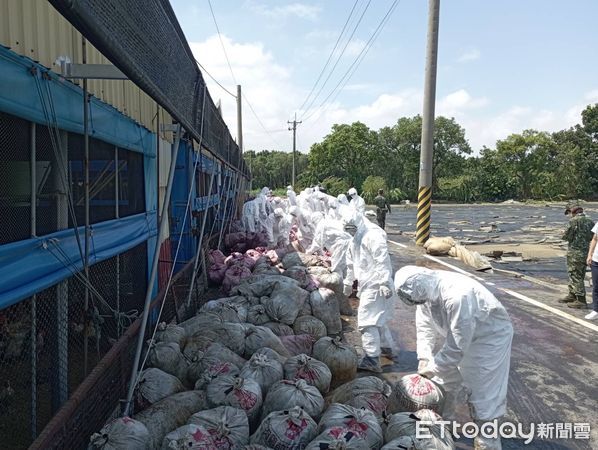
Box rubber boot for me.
[558,293,576,303]
[358,355,382,373]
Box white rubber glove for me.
[418,359,429,372]
[379,285,392,299]
[343,283,353,297]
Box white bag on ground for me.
[262,322,294,337]
[282,252,322,269]
[390,374,445,414]
[328,377,392,419]
[423,237,455,256]
[254,347,287,365]
[246,305,270,325]
[161,424,215,449]
[194,361,240,391]
[305,429,369,450]
[134,391,209,450]
[318,403,383,449]
[147,342,188,382]
[203,342,248,368]
[262,379,325,421]
[384,410,454,450]
[309,288,342,335]
[182,334,215,360]
[188,354,242,386]
[195,322,248,356]
[261,281,309,325]
[200,299,248,323]
[240,353,284,394]
[187,406,250,449]
[250,406,318,449]
[283,354,331,394]
[179,313,223,337]
[381,436,420,449]
[281,334,316,356]
[243,325,291,358]
[155,322,186,347]
[312,337,358,387]
[135,368,184,410]
[89,417,150,450]
[207,376,263,424]
[293,315,327,339]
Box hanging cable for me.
[296,0,360,114]
[302,0,400,124]
[195,59,237,98]
[298,0,372,120]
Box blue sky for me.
[171,0,598,153]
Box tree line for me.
[246,104,598,202]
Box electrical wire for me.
[298,0,373,120]
[296,0,360,113]
[195,59,237,98]
[206,0,283,150]
[302,0,400,125]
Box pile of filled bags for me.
[89,248,455,449]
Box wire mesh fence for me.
[0,242,148,449]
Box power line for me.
[298,0,373,120]
[206,0,283,149]
[296,0,360,113]
[195,59,237,98]
[302,0,400,124]
[207,0,237,85]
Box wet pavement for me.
[343,207,598,449]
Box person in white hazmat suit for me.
[289,205,316,251]
[286,185,297,206]
[394,265,513,450]
[272,208,291,248]
[343,211,396,373]
[242,200,257,233]
[347,187,366,215]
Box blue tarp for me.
[0,45,155,157]
[0,212,157,309]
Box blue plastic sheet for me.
[0,212,157,309]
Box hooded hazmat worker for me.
[394,265,513,450]
[286,185,297,207]
[343,211,396,373]
[347,187,366,215]
[289,205,316,251]
[272,207,292,248]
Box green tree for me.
[361,176,387,203]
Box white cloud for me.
[437,89,488,116]
[457,48,481,63]
[246,1,321,20]
[345,38,367,57]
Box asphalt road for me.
[344,208,598,449]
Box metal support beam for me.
[60,61,128,80]
[30,122,37,439]
[124,124,183,416]
[186,166,217,307]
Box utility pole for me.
[416,0,440,246]
[287,113,301,186]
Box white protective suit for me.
[394,266,513,450]
[286,185,297,207]
[242,200,257,233]
[344,212,395,358]
[289,205,316,250]
[272,208,291,247]
[305,218,352,275]
[348,187,366,215]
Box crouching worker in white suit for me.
[343,212,396,373]
[394,265,513,450]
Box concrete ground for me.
[343,206,598,449]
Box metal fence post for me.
[30,122,37,439]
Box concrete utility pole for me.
[416,0,440,246]
[288,113,302,186]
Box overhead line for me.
[298,0,373,120]
[302,0,400,124]
[295,0,360,113]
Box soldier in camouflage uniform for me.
[560,205,595,308]
[373,189,391,230]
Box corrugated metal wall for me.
[0,0,173,140]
